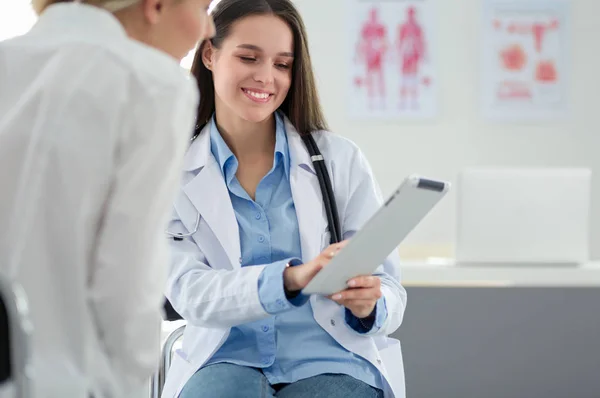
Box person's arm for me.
[165,221,283,328]
[88,81,198,391]
[344,296,387,335]
[166,213,345,328]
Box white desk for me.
[396,259,600,398]
[395,281,600,398]
[400,260,600,287]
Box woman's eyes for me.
[238,56,291,69]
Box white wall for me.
[0,0,36,41]
[295,0,600,260]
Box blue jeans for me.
[179,363,384,398]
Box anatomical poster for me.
[481,0,570,121]
[348,0,437,120]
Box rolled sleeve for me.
[345,296,388,334]
[257,258,308,314]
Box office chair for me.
[0,274,33,398]
[149,299,186,398]
[150,324,186,398]
[163,300,182,322]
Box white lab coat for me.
[0,4,198,398]
[163,118,407,398]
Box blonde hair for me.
[32,0,140,15]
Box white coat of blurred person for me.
[0,0,215,396]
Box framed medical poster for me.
[347,0,438,121]
[481,0,570,122]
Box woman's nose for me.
[253,63,274,85]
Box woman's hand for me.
[283,241,348,292]
[329,275,382,319]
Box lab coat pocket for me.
[379,338,406,398]
[160,349,197,398]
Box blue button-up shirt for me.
[204,112,386,389]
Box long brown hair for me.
[191,0,328,136]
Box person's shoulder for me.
[62,31,198,100]
[312,130,363,163]
[15,29,196,99]
[116,40,197,97]
[310,130,376,188]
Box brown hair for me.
[191,0,328,136]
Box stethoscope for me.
[301,134,341,245]
[165,212,200,241]
[165,131,341,245]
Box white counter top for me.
[400,259,600,287]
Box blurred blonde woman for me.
[0,0,214,396]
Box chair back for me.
[149,324,186,398]
[0,274,33,397]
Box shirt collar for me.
[209,112,291,181]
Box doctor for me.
[163,0,407,397]
[0,0,213,397]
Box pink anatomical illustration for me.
[354,6,388,109]
[500,44,527,71]
[494,17,559,83]
[395,6,429,110]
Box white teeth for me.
[245,90,270,99]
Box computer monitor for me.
[456,168,591,265]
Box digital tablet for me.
[302,174,450,295]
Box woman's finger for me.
[331,287,381,301]
[347,275,380,288]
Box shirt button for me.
[258,236,265,243]
[262,357,271,365]
[255,213,262,220]
[276,299,285,307]
[262,325,269,332]
[330,319,336,326]
[238,257,242,264]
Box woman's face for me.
[153,0,215,61]
[204,14,294,124]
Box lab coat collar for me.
[182,114,316,174]
[284,116,317,175]
[182,123,212,172]
[181,114,324,268]
[31,3,127,40]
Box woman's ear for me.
[202,42,215,70]
[140,0,163,24]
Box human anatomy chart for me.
[481,0,569,121]
[348,0,437,120]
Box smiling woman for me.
[161,1,407,398]
[191,0,327,136]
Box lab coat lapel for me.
[181,126,241,269]
[286,119,327,261]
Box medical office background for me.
[2,0,599,397]
[291,0,600,263]
[2,0,598,261]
